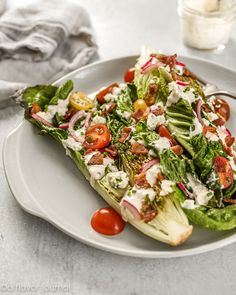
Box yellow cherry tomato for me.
[69,92,94,110]
[133,99,148,111]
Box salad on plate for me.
[17,46,236,246]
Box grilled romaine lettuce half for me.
[19,83,193,247]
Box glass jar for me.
[178,0,236,50]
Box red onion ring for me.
[176,80,189,87]
[31,113,53,127]
[140,159,159,173]
[142,62,164,75]
[84,112,92,129]
[68,110,86,142]
[59,123,69,129]
[121,200,141,220]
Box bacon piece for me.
[87,152,104,165]
[132,109,147,121]
[145,96,155,106]
[131,143,148,155]
[105,145,118,158]
[149,83,158,95]
[171,145,184,156]
[156,54,177,69]
[134,172,150,188]
[151,106,164,116]
[183,68,197,80]
[31,102,42,114]
[223,199,236,205]
[157,172,164,181]
[141,202,158,223]
[225,136,235,147]
[118,127,132,143]
[84,148,94,155]
[224,146,233,157]
[202,103,212,113]
[203,126,217,136]
[107,102,117,113]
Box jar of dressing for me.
[178,0,236,50]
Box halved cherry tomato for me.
[83,124,111,150]
[157,125,177,146]
[96,83,119,104]
[31,102,42,114]
[212,97,230,126]
[171,145,183,156]
[124,67,135,83]
[69,92,94,110]
[214,156,234,189]
[133,99,148,111]
[91,207,126,235]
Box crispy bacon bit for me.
[134,172,150,188]
[149,83,158,95]
[105,145,118,158]
[202,103,212,113]
[225,136,235,147]
[183,68,197,80]
[31,102,42,114]
[131,143,148,155]
[157,172,164,181]
[132,109,147,121]
[141,201,158,223]
[145,96,155,106]
[87,153,104,165]
[224,146,233,157]
[203,125,217,136]
[118,127,132,143]
[171,145,184,156]
[84,148,94,155]
[156,54,177,69]
[223,198,236,205]
[151,106,164,116]
[107,102,117,113]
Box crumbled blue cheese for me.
[91,115,106,125]
[106,171,129,189]
[216,125,228,145]
[104,93,116,102]
[202,118,210,126]
[116,109,132,120]
[187,174,213,206]
[84,152,117,180]
[167,81,197,107]
[122,186,156,212]
[160,180,174,196]
[207,112,218,122]
[36,111,54,123]
[175,64,184,75]
[112,87,122,96]
[62,136,83,152]
[190,117,203,137]
[205,132,219,142]
[181,199,197,209]
[147,113,166,130]
[146,164,161,187]
[153,137,171,152]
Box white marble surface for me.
[1,0,236,294]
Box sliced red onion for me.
[141,57,154,71]
[121,200,141,220]
[59,123,69,129]
[84,112,92,129]
[141,62,164,75]
[175,61,186,67]
[226,128,231,136]
[195,98,202,123]
[140,159,159,173]
[32,113,53,127]
[68,110,86,142]
[177,182,193,198]
[176,80,189,87]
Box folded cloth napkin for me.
[0,0,97,108]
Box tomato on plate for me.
[214,156,234,189]
[133,99,148,111]
[83,124,111,150]
[157,125,177,146]
[69,92,94,110]
[31,102,42,114]
[91,207,126,235]
[212,97,230,126]
[96,83,119,104]
[124,67,135,83]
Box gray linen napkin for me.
[0,0,97,108]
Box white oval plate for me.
[3,56,236,258]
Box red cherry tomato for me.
[212,97,230,126]
[91,207,126,235]
[214,156,234,189]
[157,125,177,146]
[83,124,111,150]
[96,83,119,104]
[31,102,42,114]
[124,67,135,83]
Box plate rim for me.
[3,55,236,258]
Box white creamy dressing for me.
[37,97,69,123]
[91,115,106,125]
[179,0,235,49]
[202,118,210,126]
[207,112,218,122]
[182,199,197,209]
[216,125,228,145]
[175,64,184,75]
[62,136,83,152]
[146,164,161,187]
[160,180,174,196]
[167,81,197,107]
[190,117,203,137]
[84,152,117,180]
[106,171,129,189]
[153,137,171,152]
[147,113,166,130]
[205,132,219,142]
[122,186,156,212]
[187,173,213,206]
[116,109,132,120]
